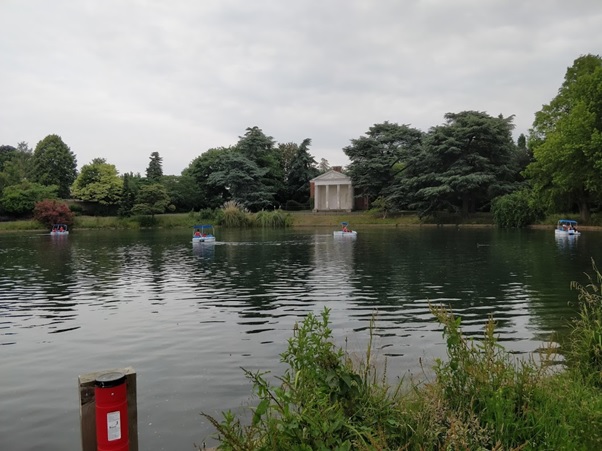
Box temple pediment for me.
[310,170,351,183]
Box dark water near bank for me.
[1,226,600,450]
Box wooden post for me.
[78,367,138,451]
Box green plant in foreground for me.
[568,258,602,387]
[202,309,411,450]
[203,299,602,450]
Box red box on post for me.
[95,372,129,451]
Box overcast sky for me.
[1,1,601,176]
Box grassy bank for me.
[0,210,495,232]
[2,209,600,233]
[202,264,602,450]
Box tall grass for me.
[215,201,253,228]
[254,209,293,228]
[568,258,602,387]
[0,218,43,231]
[214,202,293,228]
[202,281,602,450]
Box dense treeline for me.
[1,54,600,226]
[0,128,322,221]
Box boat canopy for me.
[193,224,214,229]
[341,222,349,226]
[557,219,578,225]
[52,224,68,229]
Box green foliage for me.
[430,305,558,449]
[369,196,396,219]
[30,134,77,198]
[204,298,602,450]
[186,147,233,209]
[131,183,171,217]
[188,208,217,224]
[344,121,423,204]
[146,151,163,181]
[162,174,200,212]
[0,145,17,171]
[202,308,407,450]
[68,203,84,215]
[33,199,74,228]
[215,202,292,228]
[236,127,285,208]
[397,111,519,216]
[526,54,602,222]
[0,142,32,192]
[286,138,319,204]
[208,151,274,211]
[491,189,545,228]
[215,201,253,228]
[0,181,58,216]
[568,260,602,386]
[0,218,42,231]
[118,172,138,217]
[254,209,293,228]
[71,158,123,206]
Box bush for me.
[33,199,75,229]
[491,189,545,228]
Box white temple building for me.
[309,168,354,212]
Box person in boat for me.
[194,230,201,237]
[342,225,349,232]
[59,226,64,232]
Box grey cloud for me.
[1,0,601,175]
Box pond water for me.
[1,226,600,450]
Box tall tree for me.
[278,142,300,185]
[286,138,319,204]
[207,150,272,211]
[344,122,424,205]
[237,126,276,166]
[118,172,137,217]
[146,151,163,181]
[318,158,331,173]
[0,142,33,193]
[185,147,232,209]
[70,158,123,208]
[30,135,77,198]
[162,174,200,212]
[525,54,602,222]
[0,145,16,171]
[397,111,517,216]
[236,127,282,206]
